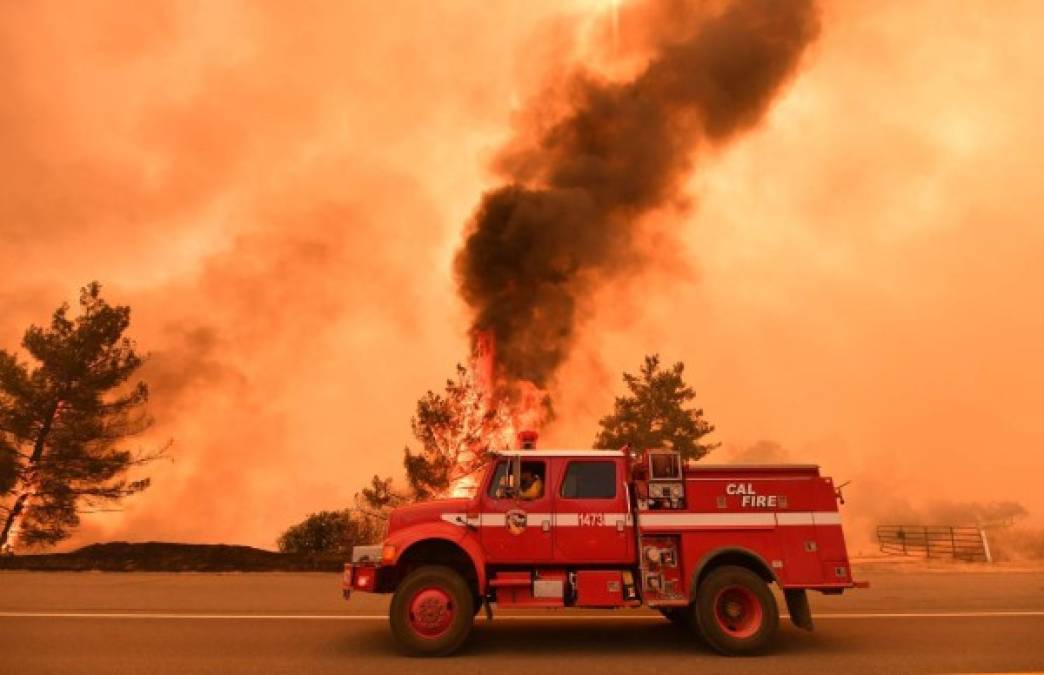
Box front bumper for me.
[341,545,388,599]
[342,562,381,599]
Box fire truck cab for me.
[343,442,864,656]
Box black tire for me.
[658,606,693,628]
[693,565,778,656]
[389,565,475,656]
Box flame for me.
[445,332,550,497]
[471,330,550,439]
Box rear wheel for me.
[389,565,474,656]
[694,565,778,656]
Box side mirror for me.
[834,480,851,505]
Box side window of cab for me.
[487,461,510,499]
[560,461,617,499]
[487,459,547,500]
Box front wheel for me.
[389,565,475,656]
[694,565,778,656]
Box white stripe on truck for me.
[440,511,841,528]
[775,512,814,525]
[640,512,775,527]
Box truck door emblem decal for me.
[505,509,527,535]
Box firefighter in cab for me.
[519,468,543,500]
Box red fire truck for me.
[343,436,865,656]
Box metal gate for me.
[876,525,991,562]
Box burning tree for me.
[594,355,717,460]
[0,283,159,552]
[403,361,516,499]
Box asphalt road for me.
[2,564,1043,674]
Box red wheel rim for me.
[407,586,454,639]
[713,585,763,639]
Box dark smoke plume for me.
[455,0,820,388]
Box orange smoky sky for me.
[2,1,1042,551]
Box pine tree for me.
[593,354,717,461]
[0,283,159,551]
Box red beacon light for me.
[517,430,538,449]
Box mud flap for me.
[785,589,814,631]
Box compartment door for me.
[775,512,823,584]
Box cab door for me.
[552,457,634,563]
[479,457,554,563]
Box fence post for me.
[924,526,931,559]
[950,527,957,559]
[979,527,993,563]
